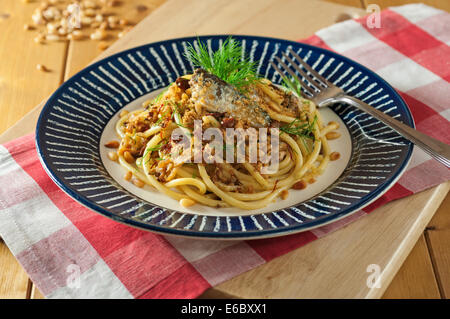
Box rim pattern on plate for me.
[36,35,414,239]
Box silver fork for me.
[271,48,450,168]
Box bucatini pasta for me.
[105,38,340,210]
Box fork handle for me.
[337,95,450,168]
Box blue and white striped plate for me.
[36,35,414,239]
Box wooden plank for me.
[0,0,68,135]
[362,0,450,12]
[426,193,450,298]
[382,234,441,298]
[0,241,31,299]
[325,0,365,9]
[0,0,365,145]
[200,182,449,298]
[0,0,68,299]
[27,0,167,299]
[64,0,167,79]
[30,283,45,299]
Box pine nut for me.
[34,34,45,44]
[136,5,148,12]
[119,19,129,27]
[36,64,49,72]
[32,11,45,25]
[280,190,289,200]
[118,26,132,38]
[107,16,119,24]
[308,177,316,184]
[95,14,104,22]
[68,30,84,40]
[325,131,341,140]
[99,21,108,30]
[58,27,68,36]
[119,109,129,118]
[84,8,96,17]
[46,34,60,41]
[24,24,35,31]
[104,140,119,148]
[180,198,196,208]
[132,178,145,188]
[81,17,93,26]
[330,152,341,161]
[83,0,97,9]
[107,0,120,7]
[124,171,132,181]
[107,151,118,161]
[123,151,135,164]
[292,180,307,190]
[98,41,109,51]
[328,121,340,129]
[90,29,107,40]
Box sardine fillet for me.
[189,69,271,127]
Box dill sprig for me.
[281,75,302,97]
[280,115,317,141]
[185,37,259,91]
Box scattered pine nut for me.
[36,64,49,72]
[325,131,341,140]
[107,15,119,24]
[85,8,96,17]
[34,34,45,44]
[292,180,307,190]
[104,140,119,148]
[45,34,60,41]
[83,0,98,9]
[136,5,148,12]
[90,28,107,40]
[24,0,132,46]
[118,26,132,38]
[280,190,289,200]
[308,177,316,184]
[107,151,118,161]
[98,41,109,51]
[99,21,108,30]
[68,30,84,40]
[24,24,35,31]
[124,171,132,181]
[180,198,196,208]
[107,0,120,7]
[119,109,129,118]
[119,18,129,27]
[330,152,341,161]
[123,151,135,164]
[327,121,340,129]
[132,178,145,188]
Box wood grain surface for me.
[0,0,448,299]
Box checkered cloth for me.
[0,4,449,298]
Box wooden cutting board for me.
[0,0,448,298]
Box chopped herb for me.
[185,36,259,92]
[281,75,302,97]
[154,108,172,126]
[154,84,171,103]
[280,115,317,141]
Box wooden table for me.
[0,0,448,299]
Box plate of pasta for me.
[36,35,413,239]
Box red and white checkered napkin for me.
[0,4,449,298]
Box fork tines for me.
[270,48,332,97]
